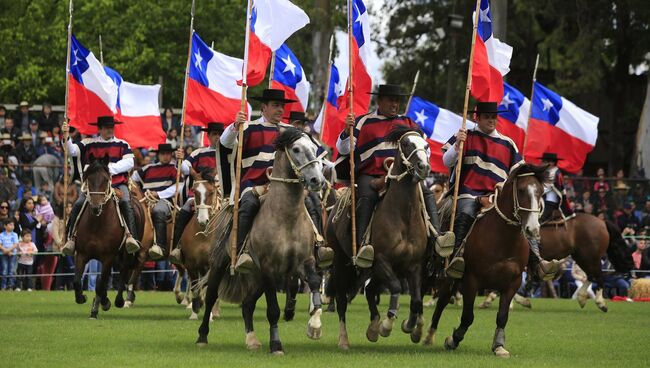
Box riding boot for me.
[169,209,192,265]
[445,213,475,279]
[422,186,455,257]
[355,196,377,269]
[306,193,333,268]
[61,201,84,256]
[149,213,168,260]
[540,200,557,224]
[119,201,141,254]
[234,193,260,274]
[527,238,561,281]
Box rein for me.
[386,132,427,182]
[267,143,326,185]
[492,172,543,227]
[81,176,114,216]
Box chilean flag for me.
[314,63,343,146]
[271,43,310,115]
[185,32,247,127]
[67,35,118,135]
[497,82,530,151]
[246,0,310,87]
[103,67,165,149]
[471,0,512,102]
[524,82,599,173]
[406,96,476,173]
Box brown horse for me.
[72,154,143,318]
[196,128,326,354]
[326,127,431,349]
[424,164,549,357]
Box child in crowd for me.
[35,195,55,223]
[16,230,38,291]
[0,219,19,290]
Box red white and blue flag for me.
[471,0,512,102]
[314,63,343,146]
[67,35,118,135]
[271,43,310,115]
[524,82,599,173]
[406,96,476,173]
[497,82,529,151]
[185,32,248,128]
[246,0,310,87]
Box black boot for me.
[61,201,84,256]
[306,193,333,268]
[422,185,455,257]
[354,196,377,268]
[149,212,167,260]
[445,213,475,279]
[234,193,260,273]
[540,200,557,223]
[119,201,141,254]
[169,209,192,265]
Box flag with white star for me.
[271,43,310,115]
[496,82,530,150]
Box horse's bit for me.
[492,172,543,227]
[385,132,428,182]
[81,179,114,216]
[267,136,326,185]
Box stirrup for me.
[354,244,374,269]
[435,232,456,258]
[61,239,76,256]
[168,248,183,265]
[125,236,140,254]
[317,246,334,268]
[445,256,465,279]
[234,253,254,274]
[148,244,164,260]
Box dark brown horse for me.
[424,164,549,357]
[326,127,431,349]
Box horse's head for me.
[83,153,112,216]
[387,125,430,182]
[503,163,549,240]
[193,170,220,227]
[275,127,326,192]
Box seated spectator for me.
[0,105,6,129]
[37,102,58,133]
[16,229,38,291]
[166,128,180,149]
[0,219,18,290]
[632,231,650,278]
[15,133,37,165]
[612,181,629,210]
[17,178,36,202]
[14,101,35,133]
[593,167,609,193]
[28,121,40,146]
[161,107,180,134]
[618,202,640,232]
[1,117,20,141]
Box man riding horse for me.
[442,102,559,280]
[336,84,454,267]
[61,116,140,256]
[169,122,229,265]
[538,152,573,223]
[131,143,178,260]
[221,89,333,273]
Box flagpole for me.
[405,69,420,114]
[346,0,359,261]
[268,51,276,88]
[170,0,196,249]
[521,53,540,155]
[99,34,104,65]
[449,0,481,235]
[62,0,74,241]
[320,34,334,231]
[230,0,253,275]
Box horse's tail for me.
[604,220,634,274]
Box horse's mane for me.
[198,168,216,184]
[274,127,306,150]
[386,125,423,144]
[509,163,548,184]
[83,158,109,178]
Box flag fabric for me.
[406,96,476,173]
[497,82,530,151]
[185,32,247,127]
[67,35,118,135]
[314,63,343,145]
[271,43,310,115]
[471,0,513,102]
[524,82,599,173]
[246,0,310,87]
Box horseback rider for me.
[130,143,178,260]
[61,116,140,256]
[336,84,454,267]
[442,102,559,280]
[168,122,228,265]
[539,152,572,223]
[222,89,334,273]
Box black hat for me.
[250,89,297,103]
[89,116,122,127]
[285,111,310,122]
[200,122,225,134]
[473,102,507,114]
[540,152,562,162]
[152,143,174,153]
[368,84,410,97]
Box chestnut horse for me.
[424,164,549,357]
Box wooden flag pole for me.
[405,69,420,114]
[170,0,196,247]
[320,34,335,231]
[521,53,540,154]
[347,0,359,260]
[230,0,253,275]
[98,34,104,65]
[448,0,481,234]
[268,51,276,88]
[62,0,74,241]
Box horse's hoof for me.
[89,313,98,320]
[307,325,322,340]
[114,297,125,309]
[196,336,208,347]
[338,342,350,350]
[76,294,87,305]
[401,319,413,334]
[181,298,190,306]
[379,316,396,338]
[270,340,284,355]
[410,317,424,344]
[101,299,111,312]
[577,292,588,308]
[283,309,295,322]
[444,336,457,350]
[494,346,510,358]
[246,332,262,350]
[597,304,608,313]
[366,318,380,342]
[478,302,490,309]
[271,350,285,356]
[423,329,436,346]
[189,312,198,320]
[175,294,184,304]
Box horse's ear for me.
[102,153,110,166]
[88,153,96,162]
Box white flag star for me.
[414,109,429,126]
[72,49,79,66]
[194,51,203,70]
[541,98,554,112]
[281,55,297,76]
[479,6,492,23]
[501,92,514,110]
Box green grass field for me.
[0,291,648,367]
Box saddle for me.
[541,209,576,227]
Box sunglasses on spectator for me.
[0,205,8,209]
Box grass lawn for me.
[0,291,647,367]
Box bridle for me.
[492,172,544,227]
[81,173,114,217]
[267,136,326,185]
[386,132,428,182]
[193,180,220,216]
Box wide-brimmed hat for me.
[0,139,13,147]
[285,111,311,122]
[89,116,122,127]
[368,84,410,97]
[18,133,32,141]
[43,137,54,144]
[152,143,174,153]
[19,101,29,108]
[250,89,297,103]
[200,122,225,134]
[614,182,630,191]
[473,101,507,114]
[540,152,562,163]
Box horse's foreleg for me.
[173,267,185,304]
[90,260,113,319]
[364,278,381,342]
[114,266,130,308]
[283,275,299,322]
[73,254,88,305]
[304,258,323,340]
[189,271,203,317]
[424,279,454,346]
[241,285,264,351]
[444,277,477,352]
[402,266,424,343]
[262,276,283,355]
[334,256,351,350]
[372,256,401,339]
[490,279,519,358]
[196,265,225,346]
